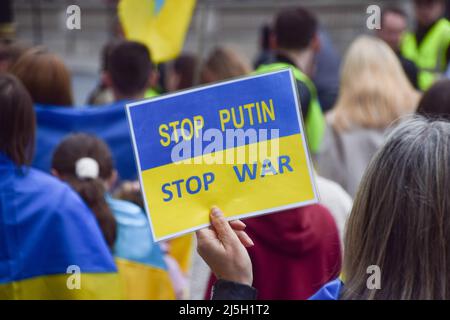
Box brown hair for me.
[172,53,198,90]
[201,46,251,83]
[114,181,144,209]
[9,47,73,106]
[274,7,318,50]
[0,73,35,166]
[342,117,450,299]
[106,40,153,97]
[417,79,450,119]
[52,133,116,248]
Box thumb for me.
[210,207,240,245]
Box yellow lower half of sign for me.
[141,133,317,240]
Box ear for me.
[311,33,321,53]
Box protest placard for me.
[126,69,318,241]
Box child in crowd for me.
[51,133,186,299]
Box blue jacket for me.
[107,195,166,269]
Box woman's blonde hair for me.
[201,46,251,83]
[330,35,419,131]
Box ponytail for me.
[51,133,118,249]
[66,176,117,248]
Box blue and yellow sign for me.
[126,69,319,241]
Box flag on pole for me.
[118,0,196,63]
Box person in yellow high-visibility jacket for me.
[255,7,325,155]
[401,0,450,90]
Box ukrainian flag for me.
[118,0,196,63]
[0,158,122,299]
[33,101,137,181]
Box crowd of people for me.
[0,0,449,300]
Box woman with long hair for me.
[317,35,420,197]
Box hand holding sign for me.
[196,207,254,286]
[126,69,318,241]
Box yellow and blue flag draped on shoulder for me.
[118,0,196,63]
[107,196,175,299]
[0,153,122,299]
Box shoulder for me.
[107,197,148,226]
[17,167,76,198]
[16,168,97,225]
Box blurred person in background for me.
[0,40,28,73]
[317,36,420,197]
[0,74,120,299]
[417,79,450,118]
[377,6,419,88]
[165,53,199,92]
[201,46,251,83]
[401,0,450,90]
[87,40,120,106]
[9,47,73,106]
[52,134,117,249]
[253,24,275,68]
[256,7,325,155]
[51,133,181,299]
[104,40,156,102]
[313,30,341,113]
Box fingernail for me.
[211,207,221,217]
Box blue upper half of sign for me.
[127,69,303,171]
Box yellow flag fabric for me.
[116,258,175,300]
[118,0,196,63]
[168,234,194,274]
[0,273,122,300]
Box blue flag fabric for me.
[308,278,342,300]
[33,102,138,180]
[0,153,121,299]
